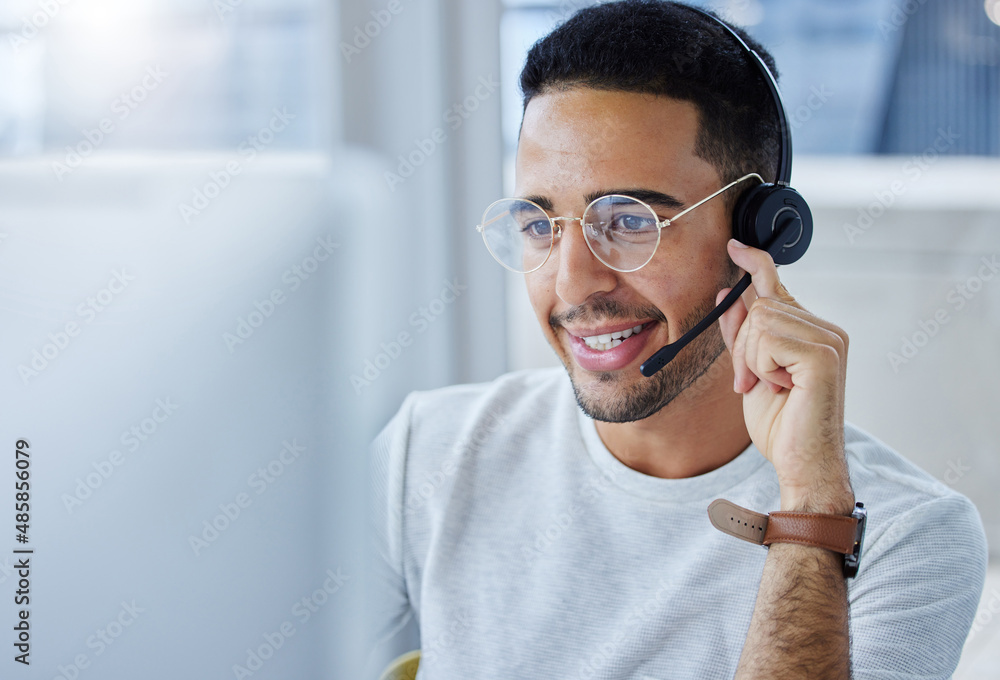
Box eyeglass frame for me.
[476,172,764,274]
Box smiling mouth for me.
[580,323,648,351]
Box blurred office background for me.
[0,0,997,678]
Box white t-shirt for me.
[368,368,987,679]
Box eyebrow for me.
[520,189,684,213]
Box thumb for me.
[717,286,747,357]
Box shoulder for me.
[842,421,986,578]
[841,425,988,674]
[369,368,576,555]
[843,421,980,513]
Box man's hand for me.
[717,239,854,514]
[718,239,854,679]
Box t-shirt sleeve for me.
[364,396,420,679]
[848,493,988,679]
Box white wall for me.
[0,151,386,679]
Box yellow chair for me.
[378,650,421,680]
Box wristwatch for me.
[708,499,867,578]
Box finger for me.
[743,302,845,389]
[727,239,800,309]
[743,320,844,392]
[757,333,841,391]
[743,299,850,387]
[745,300,847,351]
[741,280,757,314]
[716,287,745,356]
[719,288,760,394]
[742,301,848,393]
[727,246,845,346]
[742,323,795,392]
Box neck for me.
[594,353,750,479]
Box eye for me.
[611,212,658,232]
[520,219,552,239]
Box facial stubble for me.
[557,264,740,423]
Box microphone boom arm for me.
[639,217,801,377]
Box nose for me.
[552,216,618,307]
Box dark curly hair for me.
[519,0,782,194]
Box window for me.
[0,0,331,156]
[499,0,1000,161]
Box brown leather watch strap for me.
[765,510,858,554]
[708,499,859,554]
[707,499,769,545]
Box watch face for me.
[844,502,867,578]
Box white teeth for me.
[582,323,645,351]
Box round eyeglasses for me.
[476,173,763,273]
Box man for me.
[369,2,987,678]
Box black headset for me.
[640,4,813,377]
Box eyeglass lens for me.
[480,196,661,273]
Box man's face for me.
[515,87,739,422]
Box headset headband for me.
[683,5,791,185]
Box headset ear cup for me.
[732,184,772,249]
[731,184,812,265]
